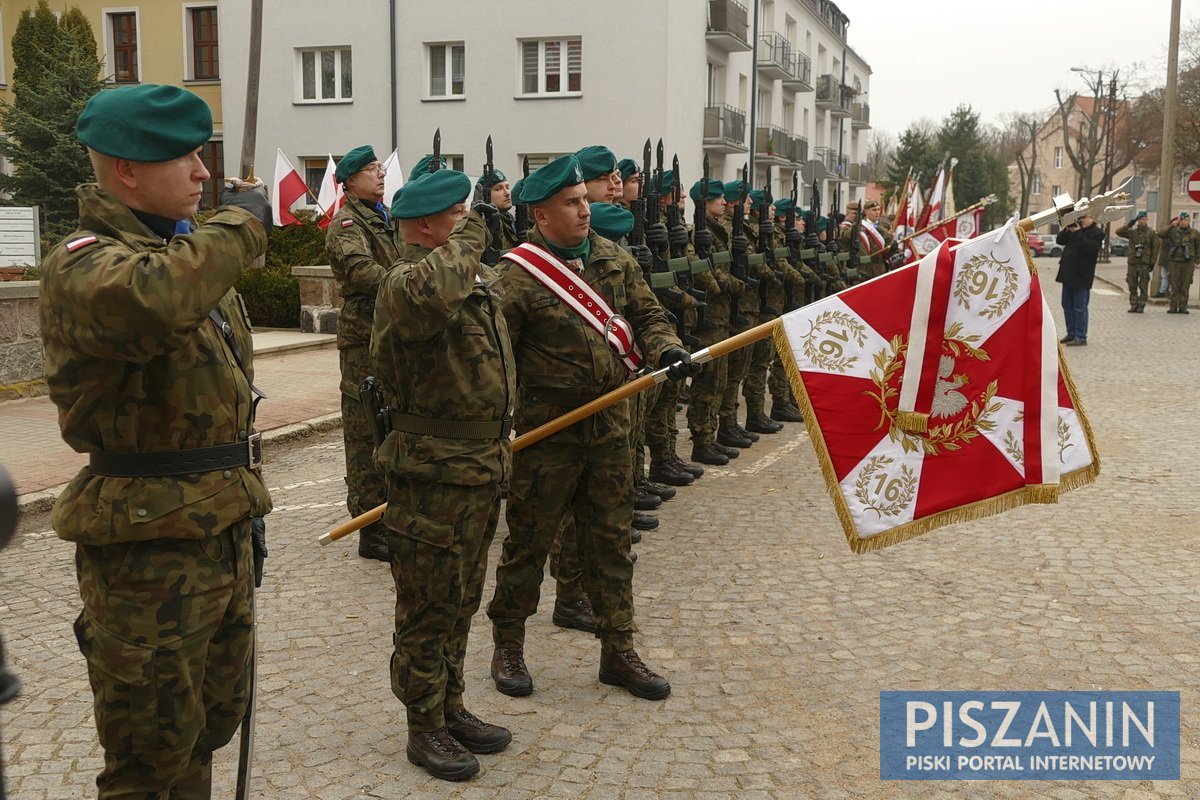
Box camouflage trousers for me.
[743,337,791,413]
[385,476,501,732]
[686,324,730,444]
[1167,261,1195,309]
[489,399,637,654]
[630,389,656,478]
[645,378,679,464]
[549,517,584,603]
[340,345,388,517]
[74,522,254,799]
[719,316,756,427]
[1126,262,1152,307]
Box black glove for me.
[668,224,689,250]
[732,234,749,257]
[630,243,652,272]
[250,517,267,588]
[471,181,488,206]
[645,222,669,250]
[659,346,702,381]
[472,201,500,226]
[694,228,714,252]
[786,228,803,247]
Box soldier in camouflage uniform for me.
[487,155,699,701]
[1160,211,1200,314]
[41,85,269,798]
[1115,212,1160,313]
[617,158,642,209]
[577,145,621,204]
[372,169,516,781]
[325,145,401,561]
[477,169,520,250]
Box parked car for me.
[1109,235,1129,257]
[1025,232,1045,256]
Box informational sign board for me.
[0,207,39,267]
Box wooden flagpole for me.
[870,194,997,258]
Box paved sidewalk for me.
[1,330,339,509]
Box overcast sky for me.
[841,0,1196,140]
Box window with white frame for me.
[184,5,219,81]
[1051,184,1061,198]
[0,13,6,85]
[427,42,464,98]
[1031,173,1041,194]
[519,38,581,97]
[296,47,352,103]
[1053,146,1063,169]
[105,9,140,83]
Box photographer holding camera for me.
[1055,213,1104,346]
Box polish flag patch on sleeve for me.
[341,219,354,228]
[65,235,99,252]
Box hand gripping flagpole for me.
[317,321,780,546]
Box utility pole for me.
[1099,71,1118,263]
[747,0,761,185]
[1155,0,1181,291]
[239,0,263,180]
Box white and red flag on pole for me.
[916,166,946,229]
[271,148,308,227]
[381,149,406,207]
[773,224,1098,552]
[316,154,343,228]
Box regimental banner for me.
[774,225,1099,553]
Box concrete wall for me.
[0,280,42,397]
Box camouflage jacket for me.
[1156,224,1200,264]
[497,211,521,251]
[496,227,680,402]
[40,185,271,545]
[325,197,402,349]
[371,213,516,486]
[1114,223,1160,266]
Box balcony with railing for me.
[815,74,852,116]
[787,134,809,164]
[706,0,751,52]
[851,101,870,129]
[848,162,870,184]
[755,125,791,164]
[757,32,793,81]
[814,146,848,178]
[703,104,748,153]
[783,51,813,91]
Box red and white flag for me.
[381,149,405,208]
[271,148,308,227]
[917,166,946,229]
[774,225,1098,552]
[316,155,344,228]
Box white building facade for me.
[222,0,871,214]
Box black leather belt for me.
[89,434,263,477]
[391,412,513,439]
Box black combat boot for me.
[669,454,704,478]
[636,476,677,500]
[690,442,729,465]
[714,442,741,459]
[746,411,783,434]
[717,425,753,449]
[553,597,596,633]
[770,402,804,423]
[648,460,695,486]
[406,728,479,781]
[630,527,642,544]
[631,511,658,531]
[446,708,512,754]
[490,647,532,696]
[633,485,663,511]
[358,520,389,562]
[734,423,760,442]
[599,648,671,700]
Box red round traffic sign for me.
[1188,168,1200,203]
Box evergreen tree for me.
[886,126,940,196]
[935,105,1011,223]
[0,1,103,239]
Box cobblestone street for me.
[2,275,1197,798]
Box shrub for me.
[235,210,326,329]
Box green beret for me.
[1180,211,1191,219]
[658,170,679,195]
[748,189,766,206]
[511,178,525,203]
[77,84,212,161]
[774,198,795,214]
[589,203,634,241]
[575,145,617,181]
[520,154,584,205]
[723,180,748,203]
[1135,211,1147,219]
[390,169,471,219]
[477,168,508,188]
[689,178,724,204]
[335,145,378,183]
[617,158,640,181]
[411,155,447,176]
[817,215,831,231]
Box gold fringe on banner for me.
[895,410,929,434]
[1024,484,1060,504]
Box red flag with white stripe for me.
[272,148,307,226]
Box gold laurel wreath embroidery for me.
[854,456,918,518]
[1058,418,1074,462]
[953,252,1019,320]
[864,326,1002,456]
[1003,430,1023,465]
[801,310,868,373]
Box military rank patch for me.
[65,235,99,252]
[341,219,354,228]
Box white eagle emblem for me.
[931,354,969,418]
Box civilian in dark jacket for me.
[1055,213,1104,346]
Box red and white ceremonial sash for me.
[502,242,644,372]
[862,221,887,252]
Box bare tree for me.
[866,129,895,190]
[1054,68,1135,198]
[998,112,1043,217]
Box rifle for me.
[628,142,647,250]
[666,153,705,346]
[804,180,831,303]
[755,182,782,316]
[643,140,686,310]
[481,135,501,266]
[728,165,756,329]
[846,202,864,284]
[779,171,804,310]
[429,129,441,173]
[514,156,530,243]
